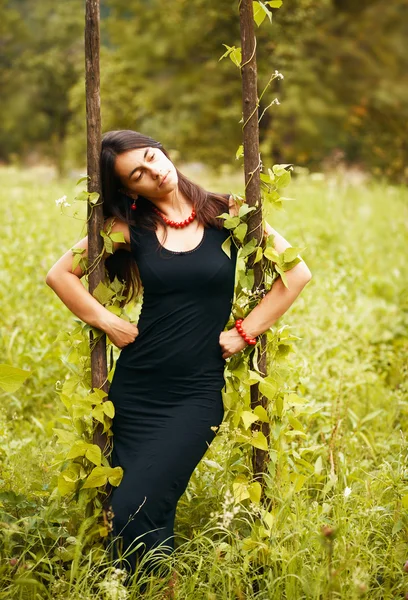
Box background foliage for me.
[1,0,407,181]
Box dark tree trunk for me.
[239,0,270,500]
[85,0,111,518]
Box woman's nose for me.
[148,165,161,178]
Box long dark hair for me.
[100,129,230,305]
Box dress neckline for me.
[154,227,207,255]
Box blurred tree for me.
[263,0,408,181]
[66,0,244,169]
[1,0,407,181]
[0,1,83,174]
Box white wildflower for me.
[97,567,129,600]
[272,98,280,105]
[55,195,71,207]
[344,486,352,498]
[274,69,284,80]
[217,489,241,529]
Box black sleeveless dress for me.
[106,205,237,578]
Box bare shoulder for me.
[103,216,131,251]
[227,195,284,246]
[45,217,132,282]
[228,194,240,217]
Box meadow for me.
[0,164,407,599]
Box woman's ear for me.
[119,188,138,200]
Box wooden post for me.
[239,0,270,494]
[85,0,111,515]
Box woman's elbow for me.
[45,266,63,287]
[45,270,56,286]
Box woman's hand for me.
[101,314,139,349]
[219,327,248,360]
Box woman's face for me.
[115,147,178,200]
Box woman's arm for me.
[45,218,139,348]
[240,219,312,338]
[219,198,312,358]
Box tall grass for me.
[0,165,407,599]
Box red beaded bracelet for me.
[235,319,257,346]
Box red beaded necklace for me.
[152,205,196,229]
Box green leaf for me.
[274,265,289,287]
[92,281,116,305]
[253,247,263,264]
[91,404,105,424]
[66,441,88,459]
[102,400,115,419]
[92,388,109,401]
[100,230,113,254]
[229,47,242,67]
[110,232,126,243]
[108,466,124,487]
[266,0,283,7]
[219,44,235,61]
[233,475,250,502]
[219,45,241,68]
[58,472,77,496]
[221,236,232,258]
[262,510,274,530]
[282,247,299,262]
[264,247,279,263]
[250,430,269,451]
[248,481,262,503]
[293,473,307,493]
[234,223,247,243]
[275,394,284,417]
[253,405,269,422]
[106,305,122,316]
[272,164,293,175]
[0,364,32,393]
[287,414,304,432]
[53,428,78,445]
[85,444,102,466]
[241,410,259,429]
[236,145,244,159]
[240,238,257,258]
[72,253,83,271]
[223,216,241,230]
[238,203,256,219]
[314,455,323,475]
[76,175,90,185]
[253,2,271,26]
[285,429,307,438]
[285,393,307,406]
[217,212,231,221]
[88,192,100,204]
[282,257,302,271]
[274,171,291,188]
[259,378,278,400]
[61,463,82,483]
[75,191,90,202]
[82,466,108,489]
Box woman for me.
[45,129,312,592]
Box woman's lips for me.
[159,172,169,187]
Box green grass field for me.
[0,164,407,599]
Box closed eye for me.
[135,153,155,180]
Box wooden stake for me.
[85,0,111,516]
[239,0,270,494]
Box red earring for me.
[131,199,137,210]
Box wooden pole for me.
[239,0,270,494]
[85,0,111,515]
